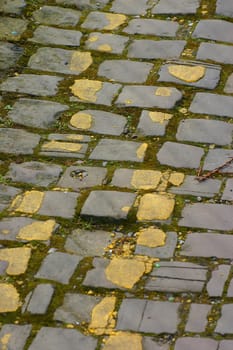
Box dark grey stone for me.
[98,60,153,83]
[36,252,81,284]
[90,139,147,162]
[216,305,233,334]
[124,19,179,36]
[137,110,172,136]
[0,42,23,70]
[33,6,81,27]
[152,0,200,14]
[157,142,204,168]
[203,149,233,173]
[0,74,63,96]
[224,73,233,93]
[169,176,221,198]
[190,93,233,118]
[222,179,233,201]
[174,337,218,350]
[176,119,232,145]
[207,265,230,297]
[0,324,32,350]
[29,26,82,46]
[24,284,54,314]
[85,32,129,54]
[0,128,40,155]
[111,0,151,14]
[193,20,233,44]
[127,40,186,59]
[115,86,182,108]
[0,17,28,41]
[0,185,21,212]
[197,42,233,65]
[28,327,97,350]
[216,0,233,17]
[55,0,108,10]
[0,0,26,14]
[135,232,177,258]
[83,258,117,289]
[81,190,136,220]
[8,98,68,129]
[219,340,233,350]
[179,203,233,231]
[185,304,211,332]
[58,166,107,190]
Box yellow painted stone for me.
[0,284,20,312]
[131,170,161,190]
[1,229,9,235]
[155,87,171,96]
[105,257,146,289]
[125,99,133,104]
[136,143,148,160]
[0,247,31,275]
[70,51,93,73]
[169,172,185,186]
[88,35,99,42]
[65,135,84,141]
[137,227,166,248]
[70,112,92,130]
[137,193,175,221]
[121,206,130,213]
[89,296,116,334]
[104,13,127,30]
[41,140,82,152]
[70,79,103,102]
[17,219,56,241]
[168,65,206,82]
[98,44,112,52]
[156,170,170,192]
[149,111,173,124]
[102,332,142,350]
[0,333,11,350]
[11,190,44,214]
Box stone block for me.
[152,0,200,14]
[0,128,40,155]
[197,42,233,65]
[222,179,233,201]
[24,284,54,314]
[193,20,233,43]
[32,6,81,27]
[0,17,28,41]
[216,0,233,17]
[127,40,186,59]
[203,149,233,173]
[137,110,173,136]
[185,304,211,332]
[0,42,23,70]
[216,304,233,333]
[29,26,82,46]
[0,324,32,350]
[190,93,233,117]
[174,337,218,350]
[124,19,179,36]
[85,32,129,54]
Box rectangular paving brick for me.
[189,92,233,117]
[127,40,186,59]
[193,20,233,43]
[185,304,211,332]
[0,128,40,155]
[29,26,82,46]
[175,337,218,350]
[85,32,129,54]
[197,42,233,65]
[216,0,233,17]
[124,19,179,36]
[203,149,233,173]
[222,179,233,201]
[24,284,54,314]
[215,304,233,334]
[207,265,230,297]
[152,0,200,14]
[111,0,151,14]
[32,6,81,27]
[0,324,32,350]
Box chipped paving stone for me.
[0,185,21,212]
[0,42,23,70]
[0,283,21,312]
[23,284,54,314]
[137,193,175,221]
[215,304,233,334]
[207,265,230,297]
[193,20,233,44]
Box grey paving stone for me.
[216,304,233,333]
[152,0,200,14]
[90,139,147,162]
[65,229,121,257]
[193,20,233,44]
[203,149,233,173]
[137,110,172,136]
[227,280,233,296]
[179,203,233,231]
[0,185,21,212]
[98,60,153,83]
[54,293,101,324]
[81,11,126,30]
[0,17,28,41]
[33,6,81,27]
[224,73,233,93]
[143,337,169,350]
[116,86,182,109]
[0,42,23,70]
[0,74,63,96]
[83,258,118,289]
[36,252,81,284]
[157,142,204,168]
[58,166,107,191]
[117,299,180,333]
[0,324,32,350]
[222,179,233,201]
[28,327,97,350]
[207,265,230,297]
[124,19,179,37]
[127,40,186,59]
[190,93,233,118]
[56,0,108,10]
[216,0,233,17]
[0,0,26,14]
[38,191,79,219]
[135,232,177,258]
[69,109,126,135]
[81,190,136,220]
[29,48,90,75]
[111,168,162,190]
[85,32,129,54]
[29,26,82,46]
[0,128,40,155]
[219,340,233,350]
[8,98,68,129]
[181,233,233,259]
[111,0,151,14]
[24,284,54,314]
[158,61,221,89]
[169,176,221,198]
[145,262,207,293]
[197,42,233,65]
[185,304,211,332]
[174,337,218,350]
[0,260,8,275]
[176,119,232,145]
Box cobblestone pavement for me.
[0,0,233,349]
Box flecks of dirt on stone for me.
[17,219,57,241]
[102,332,142,350]
[149,111,173,124]
[70,79,103,102]
[155,87,171,96]
[168,65,206,82]
[70,51,93,73]
[104,13,127,30]
[136,143,148,160]
[10,190,44,214]
[131,170,162,190]
[41,140,83,153]
[0,247,31,275]
[136,227,166,248]
[89,296,116,335]
[70,112,93,130]
[0,284,21,312]
[137,193,175,221]
[169,172,185,186]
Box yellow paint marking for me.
[70,51,93,73]
[88,35,99,42]
[89,296,116,335]
[137,193,175,221]
[169,172,185,186]
[102,332,142,350]
[11,190,44,214]
[136,143,148,160]
[70,112,92,130]
[121,206,130,213]
[98,44,112,52]
[17,220,56,241]
[168,65,206,82]
[149,111,173,124]
[0,247,31,275]
[103,13,127,30]
[0,333,11,350]
[155,87,171,96]
[70,79,103,102]
[137,227,166,248]
[131,170,161,190]
[0,284,20,312]
[41,140,82,152]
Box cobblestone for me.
[0,324,32,350]
[127,40,186,59]
[0,42,23,70]
[193,20,233,44]
[185,304,211,332]
[197,42,233,64]
[189,92,233,117]
[152,0,200,14]
[124,19,179,36]
[32,6,81,27]
[0,128,40,155]
[216,0,233,17]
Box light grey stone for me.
[0,17,28,41]
[124,19,179,36]
[219,340,233,350]
[0,0,26,14]
[224,73,233,93]
[203,149,233,173]
[152,0,200,14]
[193,20,233,44]
[0,185,21,212]
[135,232,177,258]
[222,179,233,201]
[216,0,233,17]
[85,32,129,54]
[190,93,233,117]
[29,26,82,46]
[216,304,233,333]
[185,304,211,332]
[137,110,172,136]
[0,324,32,350]
[207,265,230,297]
[174,337,218,350]
[111,0,151,14]
[128,40,186,59]
[197,42,233,65]
[143,338,170,350]
[0,128,40,155]
[25,284,54,314]
[81,11,124,30]
[33,6,81,27]
[227,280,233,296]
[0,42,23,70]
